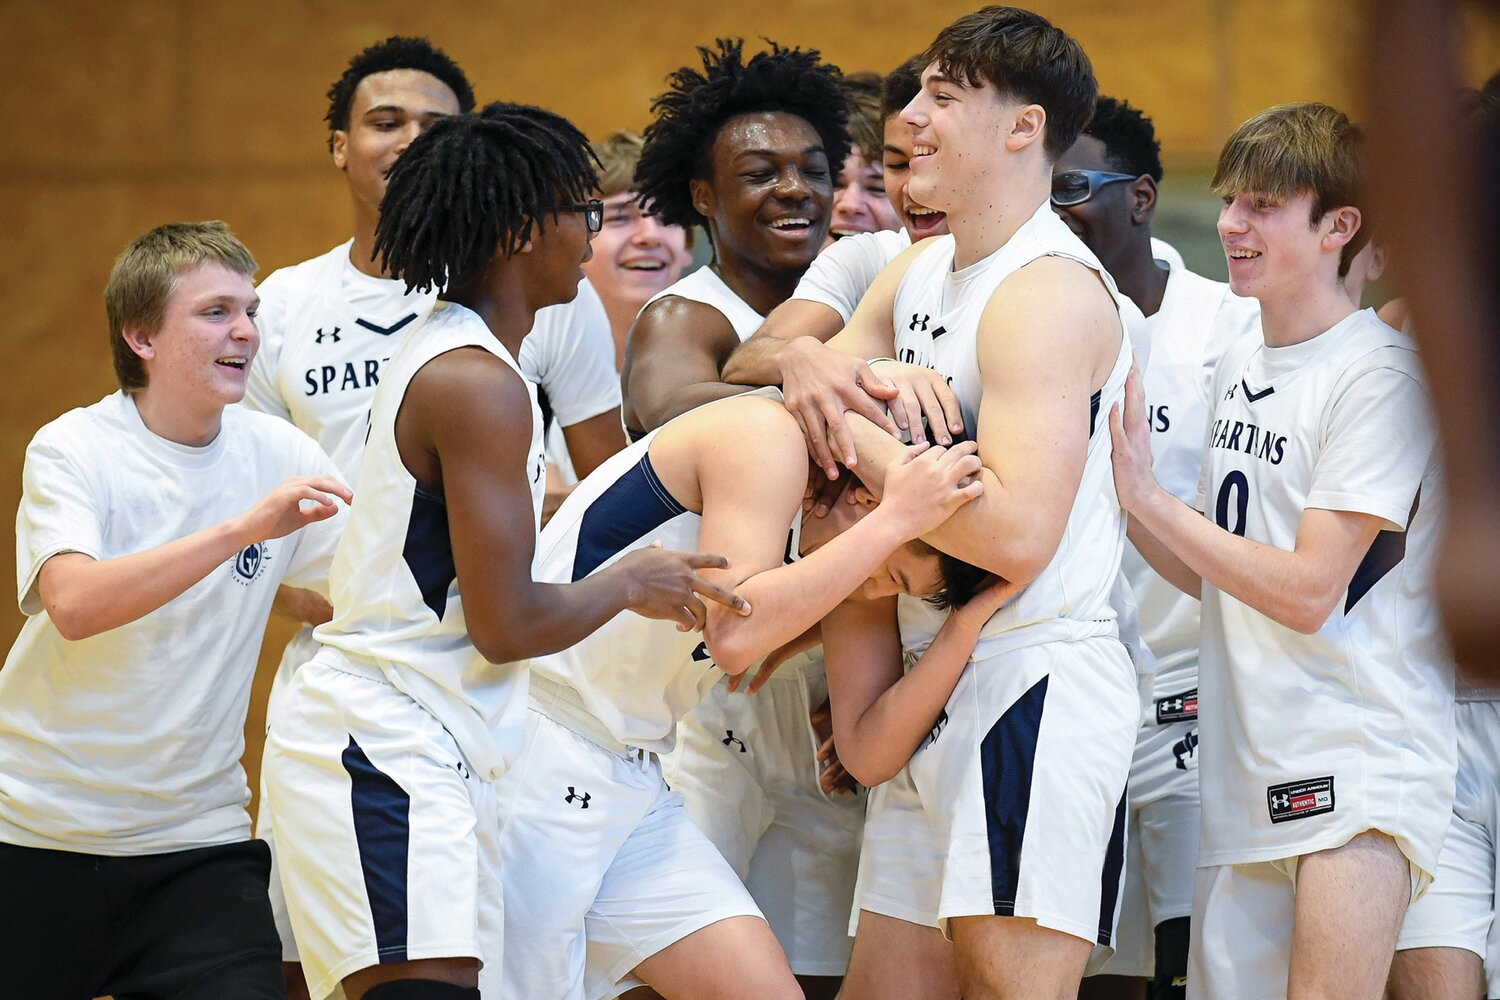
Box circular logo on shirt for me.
[232,542,269,585]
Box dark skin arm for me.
[620,296,752,434]
[560,408,626,480]
[397,346,747,665]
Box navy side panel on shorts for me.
[402,482,455,620]
[1097,790,1128,944]
[342,736,411,962]
[572,455,687,581]
[981,675,1048,914]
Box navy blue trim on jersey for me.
[1346,489,1420,614]
[572,454,689,581]
[402,482,455,620]
[342,737,411,963]
[355,313,419,337]
[1089,389,1102,436]
[1097,789,1128,944]
[981,675,1048,914]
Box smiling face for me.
[333,69,463,219]
[129,262,260,407]
[882,114,949,240]
[582,191,692,313]
[1217,189,1351,301]
[690,111,834,273]
[901,64,1041,217]
[829,147,902,242]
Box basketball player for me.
[624,39,861,996]
[1056,96,1261,1000]
[246,38,626,993]
[498,391,987,1000]
[0,221,350,999]
[828,71,902,242]
[1109,102,1455,1000]
[620,37,847,436]
[715,10,1140,998]
[262,104,748,1000]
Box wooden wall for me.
[2,0,1497,809]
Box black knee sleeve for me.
[1147,916,1189,1000]
[362,981,480,1000]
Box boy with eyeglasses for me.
[1110,101,1454,1000]
[1055,96,1260,1000]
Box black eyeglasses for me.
[1050,170,1138,207]
[564,199,605,233]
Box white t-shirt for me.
[0,394,342,854]
[247,240,619,483]
[792,229,912,322]
[1193,308,1454,872]
[314,303,546,781]
[1123,262,1261,699]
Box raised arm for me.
[620,297,750,433]
[822,578,1017,787]
[39,475,350,642]
[403,348,747,666]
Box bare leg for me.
[1386,947,1486,1000]
[950,914,1093,1000]
[631,915,801,1000]
[1288,831,1411,1000]
[840,910,959,1000]
[1079,975,1147,1000]
[343,957,479,1000]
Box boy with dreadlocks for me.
[622,39,860,996]
[262,103,747,1000]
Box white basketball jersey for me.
[645,266,764,341]
[792,229,912,323]
[891,201,1132,657]
[314,302,546,780]
[1122,263,1261,700]
[1194,308,1454,871]
[528,433,723,752]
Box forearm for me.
[706,510,911,673]
[42,518,251,640]
[837,614,984,787]
[721,334,795,387]
[560,411,626,480]
[1132,487,1336,634]
[634,381,753,433]
[1126,515,1202,598]
[480,569,639,663]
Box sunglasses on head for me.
[1050,170,1138,208]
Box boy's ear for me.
[120,324,155,362]
[1323,205,1362,252]
[1004,104,1046,153]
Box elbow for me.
[844,756,899,789]
[1285,594,1339,636]
[468,619,528,666]
[47,604,98,642]
[704,634,756,679]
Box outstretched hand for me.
[619,542,751,633]
[1108,365,1159,515]
[237,476,352,546]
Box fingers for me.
[895,380,925,444]
[291,475,354,504]
[1123,367,1147,438]
[855,362,901,402]
[934,376,966,438]
[1109,401,1127,454]
[669,602,698,632]
[804,408,841,481]
[912,378,951,446]
[691,575,751,616]
[683,552,732,571]
[825,408,861,471]
[746,652,786,694]
[847,369,902,434]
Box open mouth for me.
[621,260,667,271]
[216,358,249,371]
[912,144,937,158]
[907,205,946,238]
[830,225,874,240]
[766,216,815,236]
[1227,249,1262,260]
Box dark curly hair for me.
[635,38,852,229]
[324,36,476,152]
[1083,96,1163,182]
[374,102,599,293]
[925,545,996,611]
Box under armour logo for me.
[722,730,747,753]
[1165,697,1184,712]
[1173,730,1199,771]
[315,326,342,344]
[909,313,930,332]
[928,709,949,745]
[691,642,711,662]
[565,786,591,808]
[1271,792,1290,810]
[453,760,469,780]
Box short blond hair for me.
[1212,102,1368,277]
[844,71,884,159]
[593,130,647,199]
[104,221,258,393]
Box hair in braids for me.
[324,36,475,152]
[374,101,599,294]
[635,38,851,230]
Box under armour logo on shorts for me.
[722,731,747,753]
[565,786,591,808]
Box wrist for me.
[862,503,922,546]
[1133,484,1178,532]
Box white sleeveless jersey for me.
[891,201,1133,657]
[1193,308,1454,871]
[247,240,616,482]
[314,302,546,780]
[645,266,764,341]
[527,433,714,752]
[1122,263,1261,698]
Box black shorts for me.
[0,838,283,1000]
